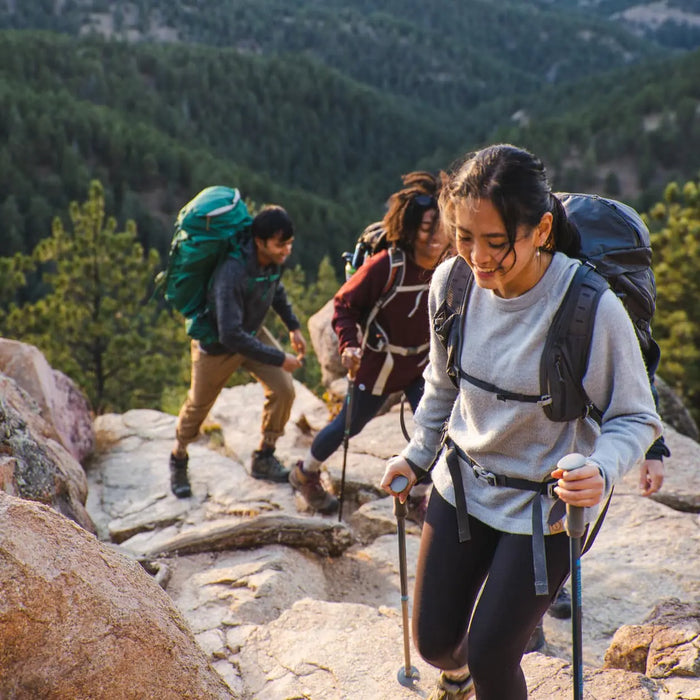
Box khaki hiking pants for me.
[176,326,295,449]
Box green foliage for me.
[0,181,189,414]
[648,178,700,421]
[492,47,700,209]
[264,256,340,396]
[0,29,441,277]
[0,252,34,307]
[0,10,697,288]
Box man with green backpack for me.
[163,194,306,498]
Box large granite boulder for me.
[307,298,346,394]
[0,490,234,699]
[604,598,700,699]
[0,373,95,533]
[0,338,95,462]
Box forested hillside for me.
[2,0,700,417]
[0,0,668,114]
[492,47,700,210]
[0,30,462,272]
[1,1,700,278]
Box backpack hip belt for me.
[371,341,430,395]
[444,436,561,596]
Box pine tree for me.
[648,179,700,421]
[1,180,188,414]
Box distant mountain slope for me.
[0,3,699,275]
[490,46,700,208]
[0,0,671,114]
[0,30,458,198]
[534,0,700,49]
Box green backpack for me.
[155,186,253,344]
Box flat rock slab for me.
[85,388,700,699]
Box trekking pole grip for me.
[558,453,587,539]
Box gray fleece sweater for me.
[402,252,663,535]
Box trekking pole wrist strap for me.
[404,456,430,482]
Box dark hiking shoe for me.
[547,585,572,619]
[289,461,339,515]
[406,493,428,526]
[427,672,475,700]
[251,448,290,483]
[170,453,192,498]
[524,619,545,653]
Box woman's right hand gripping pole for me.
[341,346,362,379]
[381,455,417,504]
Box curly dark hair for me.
[383,170,443,255]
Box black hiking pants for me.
[413,489,570,700]
[309,376,424,463]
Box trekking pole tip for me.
[396,665,421,687]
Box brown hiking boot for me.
[427,672,475,700]
[289,461,339,515]
[251,448,291,483]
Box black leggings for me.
[413,489,571,700]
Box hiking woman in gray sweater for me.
[380,144,663,700]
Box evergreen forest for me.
[1,0,700,422]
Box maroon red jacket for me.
[332,249,435,395]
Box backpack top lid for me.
[176,185,252,238]
[558,192,652,272]
[343,221,391,280]
[558,192,656,341]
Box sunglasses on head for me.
[412,194,436,208]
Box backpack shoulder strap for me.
[360,248,406,349]
[541,263,609,423]
[434,256,473,388]
[380,247,406,297]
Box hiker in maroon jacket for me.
[290,171,452,515]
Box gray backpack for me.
[434,193,658,423]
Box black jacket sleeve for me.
[645,376,671,460]
[272,280,301,332]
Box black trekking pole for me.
[337,375,355,522]
[391,474,420,687]
[559,452,587,700]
